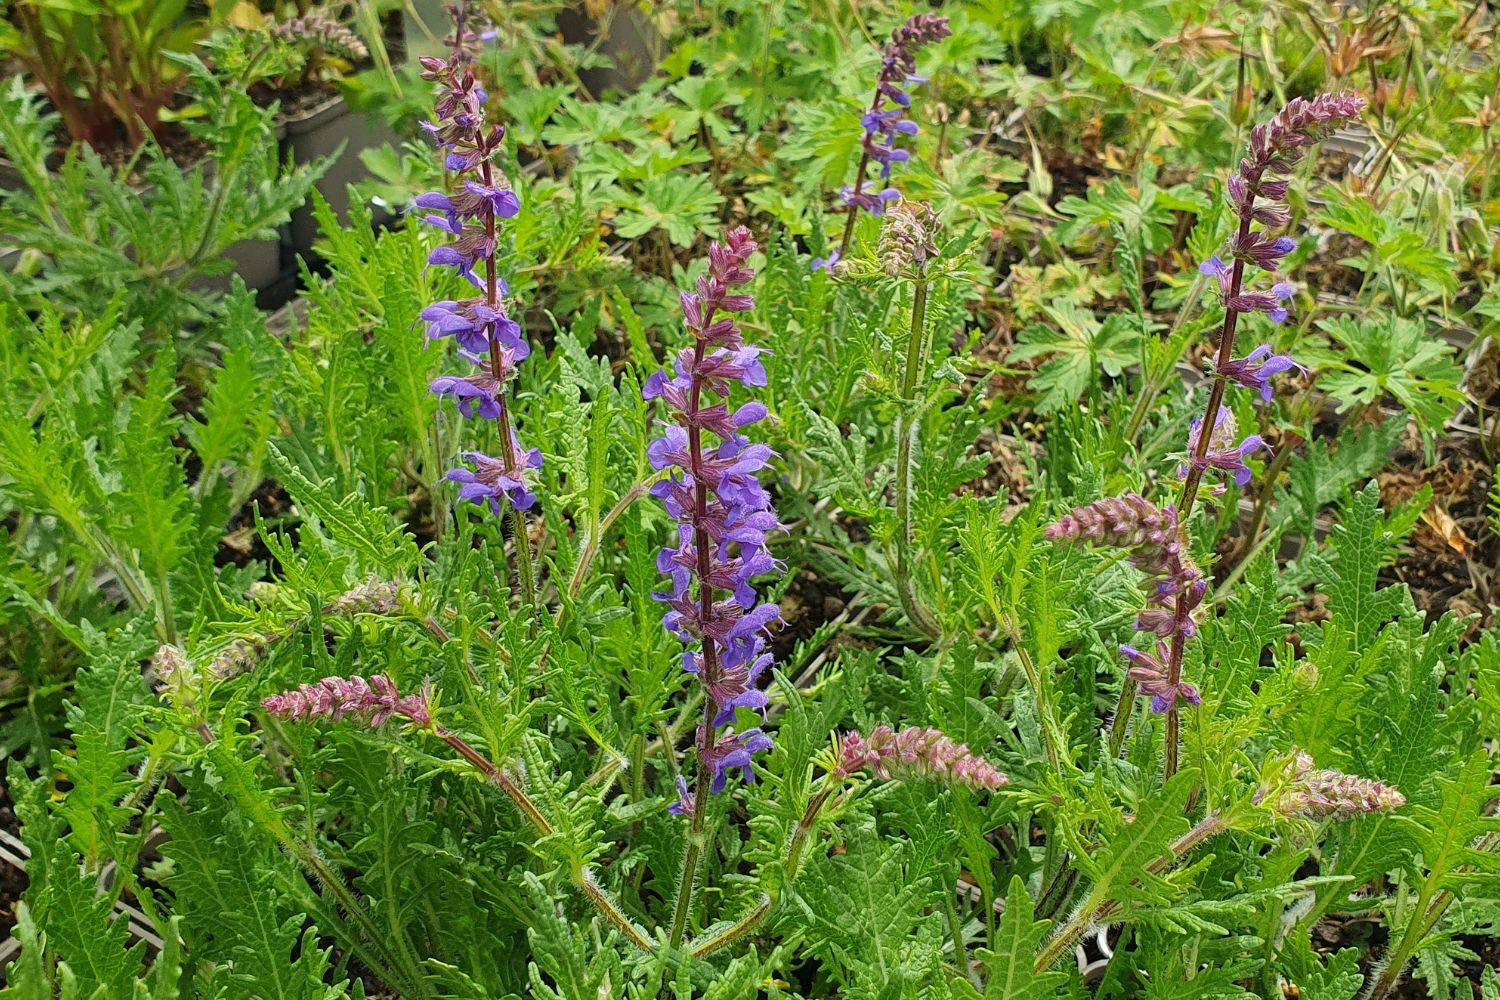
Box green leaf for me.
[614,173,724,246]
[267,443,419,574]
[157,780,340,1000]
[1308,315,1464,433]
[965,876,1068,999]
[1302,481,1424,648]
[1007,301,1140,414]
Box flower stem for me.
[668,332,727,948]
[1033,812,1224,973]
[893,275,940,637]
[687,778,840,959]
[689,893,772,958]
[477,157,539,630]
[835,83,887,260]
[1162,210,1254,781]
[433,726,655,952]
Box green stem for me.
[1122,273,1207,444]
[669,783,709,947]
[1365,830,1500,1000]
[1107,676,1139,758]
[689,893,772,959]
[893,276,940,637]
[434,727,655,953]
[688,778,841,959]
[1033,812,1225,973]
[944,887,977,987]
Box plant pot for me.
[283,94,399,259]
[556,4,661,96]
[190,231,289,299]
[185,151,293,298]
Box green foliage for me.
[4,2,1498,998]
[1007,300,1143,414]
[1308,315,1465,433]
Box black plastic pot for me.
[283,94,399,259]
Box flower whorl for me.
[880,201,942,276]
[1201,93,1365,329]
[270,12,368,61]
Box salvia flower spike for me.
[1047,494,1207,722]
[417,7,539,516]
[831,13,951,263]
[1200,92,1366,329]
[1045,494,1207,643]
[270,12,368,61]
[262,674,433,729]
[835,726,1008,792]
[1259,752,1406,821]
[645,226,780,817]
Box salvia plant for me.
[3,3,1498,1000]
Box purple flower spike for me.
[834,725,1007,791]
[420,7,541,517]
[829,12,950,249]
[1047,493,1206,650]
[647,228,783,812]
[1201,93,1364,330]
[262,674,432,729]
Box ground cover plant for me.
[2,0,1499,998]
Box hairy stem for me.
[1033,812,1225,973]
[434,727,655,953]
[893,276,941,637]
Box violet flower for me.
[1217,343,1305,402]
[1180,406,1265,488]
[417,8,539,517]
[1119,643,1201,713]
[646,227,781,816]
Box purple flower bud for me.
[1257,752,1406,821]
[835,725,1007,791]
[263,674,432,729]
